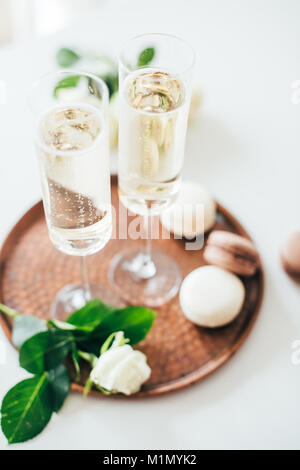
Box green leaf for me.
[19,330,74,374]
[71,344,80,382]
[56,48,80,67]
[50,300,155,355]
[53,75,81,98]
[1,373,52,444]
[137,47,155,67]
[76,338,103,356]
[48,319,76,330]
[12,315,47,349]
[85,306,156,348]
[47,365,70,412]
[100,306,156,344]
[66,299,115,332]
[103,73,118,98]
[19,331,49,374]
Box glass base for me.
[108,249,182,307]
[50,283,124,321]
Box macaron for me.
[180,265,245,328]
[160,181,216,238]
[280,231,300,282]
[203,230,259,277]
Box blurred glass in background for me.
[0,0,102,45]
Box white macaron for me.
[180,265,245,328]
[160,181,216,238]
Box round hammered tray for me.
[0,176,264,397]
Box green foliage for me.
[19,330,74,374]
[1,374,52,444]
[47,365,70,412]
[56,48,80,67]
[137,47,155,67]
[0,299,155,444]
[53,75,81,97]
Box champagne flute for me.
[109,34,195,306]
[29,70,113,320]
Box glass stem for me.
[139,213,156,279]
[125,212,157,280]
[143,213,152,260]
[80,256,92,302]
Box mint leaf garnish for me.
[56,48,80,67]
[53,75,81,98]
[138,47,155,67]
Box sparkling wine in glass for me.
[30,71,115,319]
[109,34,195,306]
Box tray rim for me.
[0,188,264,398]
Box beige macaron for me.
[203,230,259,277]
[280,231,300,283]
[160,181,216,238]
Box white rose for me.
[90,344,151,395]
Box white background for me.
[0,0,300,450]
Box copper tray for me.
[0,176,264,397]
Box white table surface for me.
[0,0,300,450]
